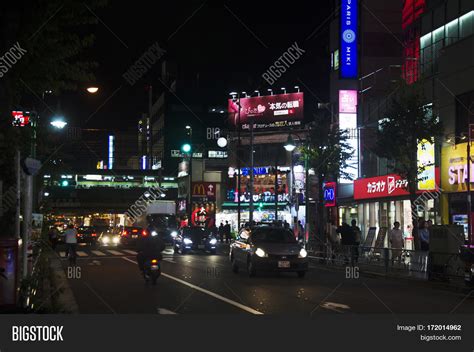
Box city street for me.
[61,244,474,315]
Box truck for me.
[135,201,178,244]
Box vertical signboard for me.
[340,0,358,79]
[339,90,359,183]
[417,138,435,190]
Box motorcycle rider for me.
[136,228,166,273]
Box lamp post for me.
[184,125,193,225]
[284,133,309,245]
[230,92,242,229]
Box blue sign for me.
[340,0,358,79]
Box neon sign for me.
[340,0,358,79]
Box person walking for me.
[388,221,404,264]
[419,220,430,251]
[327,221,340,263]
[338,222,355,265]
[63,224,78,264]
[297,220,304,243]
[350,219,361,263]
[218,222,225,242]
[48,226,59,250]
[224,221,231,243]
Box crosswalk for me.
[58,248,138,258]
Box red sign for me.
[228,92,304,130]
[192,182,216,200]
[354,174,410,200]
[11,111,31,127]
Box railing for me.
[306,241,465,284]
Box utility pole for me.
[15,150,21,240]
[249,116,255,224]
[148,85,153,169]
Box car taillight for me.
[142,230,148,236]
[92,233,97,237]
[151,259,158,264]
[122,231,128,236]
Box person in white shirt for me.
[63,224,78,260]
[388,221,404,263]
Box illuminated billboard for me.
[417,138,435,190]
[339,90,358,183]
[340,0,358,79]
[228,92,304,130]
[11,110,31,127]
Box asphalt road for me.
[59,243,474,315]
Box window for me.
[460,11,474,38]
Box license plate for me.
[198,244,205,249]
[278,261,290,268]
[151,265,159,270]
[132,235,138,239]
[465,273,471,280]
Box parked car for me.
[229,226,308,277]
[76,226,98,245]
[174,226,217,255]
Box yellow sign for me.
[441,142,474,193]
[417,139,435,190]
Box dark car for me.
[76,226,98,245]
[229,226,308,277]
[120,226,148,246]
[174,226,218,255]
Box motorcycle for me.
[143,258,161,285]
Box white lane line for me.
[91,250,106,256]
[76,251,89,257]
[157,308,177,315]
[122,257,263,315]
[163,258,176,263]
[106,250,123,256]
[122,249,137,255]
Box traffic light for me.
[61,180,69,187]
[181,143,192,153]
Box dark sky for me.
[60,1,334,130]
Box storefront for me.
[441,142,474,239]
[347,174,440,248]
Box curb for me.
[48,252,79,313]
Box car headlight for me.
[102,236,110,244]
[183,238,193,245]
[209,238,217,245]
[112,237,120,244]
[255,248,267,258]
[171,231,178,238]
[151,231,158,237]
[299,248,308,258]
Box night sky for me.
[58,1,334,131]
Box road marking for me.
[76,251,89,257]
[157,308,177,315]
[320,302,350,313]
[122,249,137,255]
[122,257,263,315]
[163,258,176,263]
[106,250,123,256]
[91,250,106,256]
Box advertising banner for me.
[354,174,410,200]
[340,0,358,79]
[417,138,435,190]
[192,182,216,201]
[441,142,474,193]
[228,92,304,130]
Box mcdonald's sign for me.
[192,182,216,200]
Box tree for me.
[375,82,443,249]
[301,110,354,242]
[0,1,107,234]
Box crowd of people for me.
[325,218,434,265]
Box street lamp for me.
[50,118,67,129]
[283,133,309,246]
[183,126,193,226]
[86,86,99,94]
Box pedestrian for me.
[419,220,430,251]
[63,224,78,261]
[350,219,361,263]
[283,220,290,229]
[297,220,304,243]
[48,226,59,250]
[337,222,355,264]
[388,221,404,264]
[224,221,231,243]
[327,221,340,262]
[218,222,225,242]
